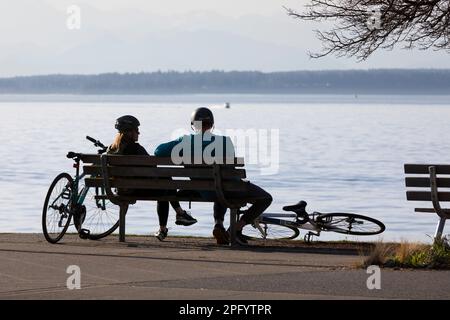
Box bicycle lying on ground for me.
[241,201,385,242]
[42,136,120,243]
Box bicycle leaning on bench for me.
[42,136,120,243]
[241,201,385,242]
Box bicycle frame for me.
[251,212,324,240]
[63,157,108,222]
[73,164,107,209]
[68,136,109,212]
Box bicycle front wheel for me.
[75,186,120,240]
[42,173,73,244]
[242,220,300,240]
[317,213,385,235]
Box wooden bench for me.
[80,154,254,245]
[404,164,450,240]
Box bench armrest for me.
[100,154,122,206]
[429,166,450,219]
[213,164,241,209]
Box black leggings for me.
[127,189,181,226]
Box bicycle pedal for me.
[78,229,90,239]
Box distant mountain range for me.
[0,69,449,94]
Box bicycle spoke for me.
[242,219,299,240]
[42,173,73,243]
[76,187,120,239]
[318,213,385,235]
[327,218,378,232]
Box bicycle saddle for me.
[66,151,81,159]
[283,200,307,213]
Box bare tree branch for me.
[285,0,450,60]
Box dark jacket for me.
[107,141,149,156]
[107,141,150,195]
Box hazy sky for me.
[1,0,449,76]
[44,0,305,16]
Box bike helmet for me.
[115,115,140,132]
[190,107,214,129]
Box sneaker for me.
[175,210,197,226]
[213,224,230,245]
[155,227,168,241]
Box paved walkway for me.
[0,233,449,299]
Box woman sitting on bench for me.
[107,115,197,241]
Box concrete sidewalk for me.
[0,233,449,299]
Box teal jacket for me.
[154,132,235,162]
[155,132,237,199]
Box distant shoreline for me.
[1,69,449,95]
[1,91,450,95]
[0,92,449,105]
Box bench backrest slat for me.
[405,177,450,188]
[404,164,450,174]
[406,191,450,202]
[81,154,245,167]
[85,177,247,192]
[83,165,246,179]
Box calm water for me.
[1,94,450,243]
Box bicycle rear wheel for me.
[75,186,120,240]
[242,219,300,240]
[42,173,73,244]
[317,213,385,235]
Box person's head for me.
[191,107,214,132]
[110,115,140,152]
[115,115,140,140]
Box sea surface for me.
[1,94,450,243]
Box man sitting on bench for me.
[155,107,273,245]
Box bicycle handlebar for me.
[67,151,79,159]
[86,135,97,144]
[67,136,108,159]
[86,135,106,149]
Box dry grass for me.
[361,241,396,266]
[362,238,450,269]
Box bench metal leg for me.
[229,208,238,247]
[429,166,447,241]
[119,204,128,242]
[434,217,447,241]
